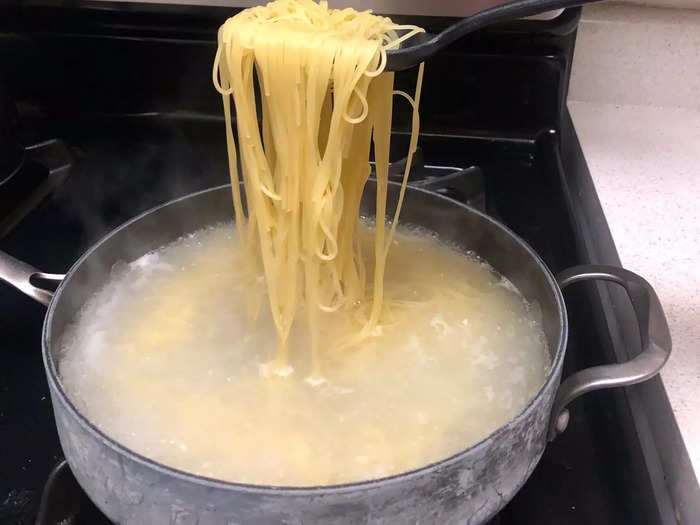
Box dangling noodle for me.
[213,0,424,381]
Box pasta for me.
[212,0,424,381]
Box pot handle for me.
[0,250,64,306]
[548,264,671,440]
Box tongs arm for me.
[385,0,603,71]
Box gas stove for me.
[0,3,697,524]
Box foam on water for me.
[59,223,550,486]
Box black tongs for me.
[385,0,602,72]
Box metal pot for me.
[0,183,671,525]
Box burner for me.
[372,147,486,211]
[0,80,28,207]
[0,138,74,239]
[0,141,24,187]
[36,461,110,525]
[410,165,485,211]
[0,67,75,238]
[0,80,20,176]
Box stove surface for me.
[0,116,676,524]
[1,3,695,523]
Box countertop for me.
[568,100,700,474]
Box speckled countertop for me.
[568,101,700,473]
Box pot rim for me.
[42,182,568,495]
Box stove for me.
[0,3,698,524]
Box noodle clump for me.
[213,0,424,381]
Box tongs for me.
[385,0,602,72]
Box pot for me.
[0,183,670,525]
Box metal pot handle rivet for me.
[0,250,64,306]
[548,264,672,440]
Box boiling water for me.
[59,223,550,486]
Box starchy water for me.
[59,223,550,486]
